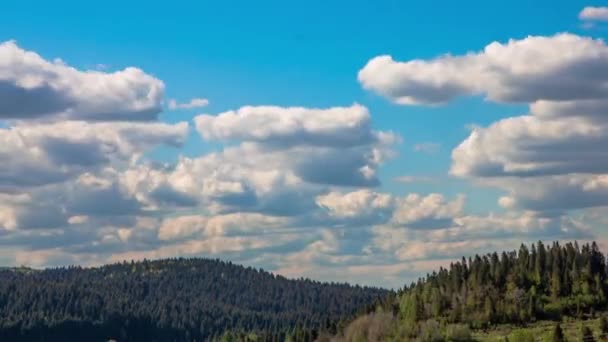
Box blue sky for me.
[0,0,607,287]
[2,0,578,203]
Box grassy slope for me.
[473,317,606,341]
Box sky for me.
[1,0,608,288]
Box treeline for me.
[399,241,607,327]
[0,258,388,342]
[330,241,608,341]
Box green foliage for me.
[329,240,608,342]
[552,323,565,342]
[0,258,388,341]
[581,325,595,342]
[335,312,395,342]
[445,324,472,342]
[419,320,444,342]
[599,315,608,335]
[509,329,536,342]
[393,241,607,327]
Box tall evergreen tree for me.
[552,323,565,342]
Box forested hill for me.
[0,258,389,342]
[332,241,608,341]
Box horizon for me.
[2,0,608,289]
[2,239,602,291]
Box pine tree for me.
[535,241,546,286]
[551,258,562,299]
[552,323,564,342]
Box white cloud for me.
[168,97,209,110]
[449,99,608,213]
[0,38,603,288]
[579,6,608,21]
[0,40,164,121]
[391,193,464,228]
[451,115,607,178]
[194,104,392,148]
[315,191,465,230]
[158,213,288,241]
[109,232,304,262]
[356,32,608,214]
[0,121,188,189]
[190,105,399,199]
[371,210,591,262]
[316,190,394,224]
[359,34,608,105]
[482,175,608,212]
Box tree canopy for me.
[0,258,388,341]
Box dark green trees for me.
[600,315,608,336]
[552,323,564,342]
[0,258,388,341]
[581,325,595,342]
[395,241,608,327]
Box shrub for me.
[419,320,445,342]
[599,315,608,335]
[581,325,595,342]
[341,312,395,342]
[445,324,472,342]
[508,329,535,342]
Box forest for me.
[330,241,608,341]
[0,258,387,341]
[3,241,608,341]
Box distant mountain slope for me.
[0,258,389,342]
[330,241,608,341]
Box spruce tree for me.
[552,323,564,342]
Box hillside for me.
[0,258,388,342]
[3,241,607,342]
[330,241,608,341]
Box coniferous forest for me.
[333,241,608,341]
[398,241,607,326]
[2,241,608,341]
[0,258,387,341]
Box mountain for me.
[4,241,606,342]
[330,241,608,341]
[0,258,388,342]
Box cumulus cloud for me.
[121,150,321,216]
[0,40,164,121]
[313,190,465,231]
[371,210,591,262]
[0,121,188,189]
[168,98,209,110]
[391,193,464,229]
[2,37,602,288]
[579,6,608,21]
[359,32,608,214]
[158,213,288,241]
[109,231,306,263]
[488,175,608,212]
[449,92,608,213]
[316,190,394,225]
[191,104,398,193]
[450,115,608,178]
[194,104,392,148]
[359,34,608,105]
